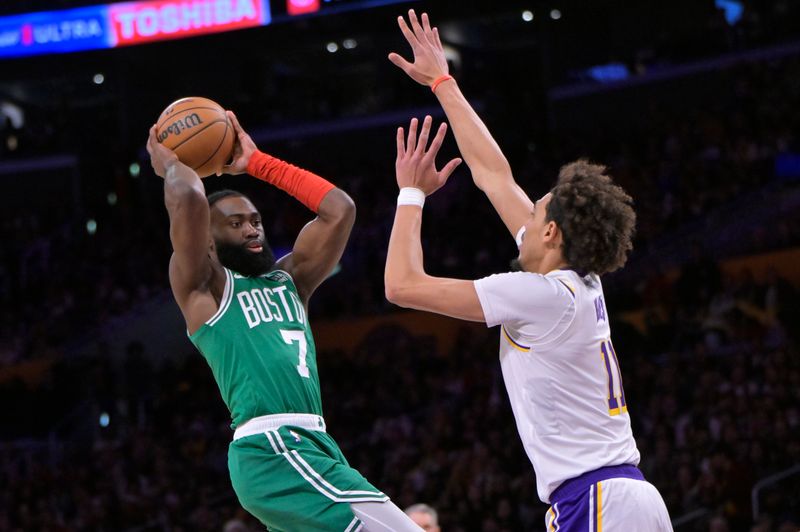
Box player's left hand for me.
[396,115,462,195]
[220,110,257,176]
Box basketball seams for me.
[193,119,231,173]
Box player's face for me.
[210,196,276,276]
[517,193,553,272]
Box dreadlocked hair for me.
[545,159,636,275]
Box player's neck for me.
[532,253,568,275]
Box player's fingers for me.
[433,27,443,50]
[146,125,157,153]
[421,13,435,42]
[408,9,426,40]
[227,111,245,137]
[406,118,418,153]
[388,52,414,73]
[415,115,433,155]
[397,16,421,49]
[439,157,463,182]
[396,126,405,158]
[426,122,448,156]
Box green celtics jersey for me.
[189,268,323,428]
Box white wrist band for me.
[397,187,426,208]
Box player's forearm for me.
[385,206,427,304]
[434,81,513,189]
[247,150,335,213]
[164,161,207,215]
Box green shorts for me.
[228,425,387,532]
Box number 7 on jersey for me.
[280,329,310,378]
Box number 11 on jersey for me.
[280,329,310,378]
[601,339,627,415]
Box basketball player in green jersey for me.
[146,113,423,532]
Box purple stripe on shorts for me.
[550,464,644,505]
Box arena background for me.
[1,0,799,530]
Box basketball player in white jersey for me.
[384,10,673,531]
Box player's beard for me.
[510,257,523,272]
[216,239,276,277]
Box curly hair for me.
[545,160,636,275]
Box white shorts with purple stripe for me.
[546,465,673,531]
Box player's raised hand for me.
[146,124,179,179]
[396,115,462,196]
[389,10,449,87]
[220,110,257,176]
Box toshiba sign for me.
[0,0,270,58]
[109,0,269,46]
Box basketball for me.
[155,96,234,178]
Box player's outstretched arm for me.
[389,9,534,240]
[147,126,219,332]
[224,112,355,304]
[384,116,484,322]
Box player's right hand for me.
[146,124,179,179]
[221,111,257,176]
[389,10,449,87]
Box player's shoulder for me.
[477,270,576,304]
[545,269,602,297]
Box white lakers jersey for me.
[474,269,640,503]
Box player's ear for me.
[543,221,562,246]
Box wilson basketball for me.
[156,97,234,178]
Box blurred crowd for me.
[2,252,799,531]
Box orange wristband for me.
[246,150,335,213]
[431,75,454,93]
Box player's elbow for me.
[323,189,356,227]
[384,281,406,307]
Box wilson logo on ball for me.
[158,113,204,141]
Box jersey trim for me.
[264,430,388,503]
[344,517,364,532]
[207,268,234,327]
[502,325,531,352]
[556,279,576,298]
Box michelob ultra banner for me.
[0,0,271,58]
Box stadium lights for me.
[93,73,104,84]
[129,162,140,178]
[343,38,357,49]
[550,9,562,20]
[326,41,338,53]
[86,219,97,235]
[522,10,534,22]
